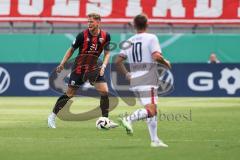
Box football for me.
[96,117,111,130]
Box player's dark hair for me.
[88,13,101,21]
[133,14,148,30]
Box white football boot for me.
[150,139,168,148]
[48,113,56,129]
[108,119,119,128]
[118,117,133,135]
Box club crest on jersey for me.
[99,38,104,43]
[71,81,75,85]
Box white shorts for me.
[133,87,158,106]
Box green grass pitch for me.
[0,97,239,160]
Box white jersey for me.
[119,33,162,90]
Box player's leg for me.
[53,86,77,114]
[94,82,109,117]
[47,86,78,128]
[121,88,157,121]
[118,89,155,134]
[119,88,168,147]
[143,88,168,147]
[87,69,109,117]
[48,71,83,128]
[118,100,157,135]
[146,107,168,147]
[144,88,160,142]
[94,78,118,128]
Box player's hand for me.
[163,59,171,69]
[100,64,106,76]
[56,64,64,73]
[125,72,132,81]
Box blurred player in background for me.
[115,14,171,147]
[208,52,220,64]
[48,13,118,128]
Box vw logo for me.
[0,67,10,94]
[158,65,174,95]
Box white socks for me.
[125,109,159,142]
[147,116,159,142]
[126,109,148,124]
[49,112,57,119]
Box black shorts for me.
[68,69,106,88]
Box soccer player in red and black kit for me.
[48,13,118,128]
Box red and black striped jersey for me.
[71,29,111,74]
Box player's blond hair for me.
[87,13,101,21]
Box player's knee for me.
[145,104,157,117]
[95,83,108,96]
[99,86,108,95]
[99,90,108,96]
[65,91,74,98]
[66,93,74,98]
[66,87,78,98]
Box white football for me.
[96,117,111,130]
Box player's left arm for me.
[115,55,131,81]
[100,33,111,76]
[150,35,171,69]
[152,52,171,69]
[100,50,110,76]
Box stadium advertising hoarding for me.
[0,63,239,97]
[0,0,240,24]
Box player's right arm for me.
[56,32,84,73]
[115,53,131,81]
[56,47,74,73]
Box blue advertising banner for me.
[170,64,240,97]
[0,63,239,97]
[0,63,57,96]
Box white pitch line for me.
[165,139,231,142]
[101,138,113,141]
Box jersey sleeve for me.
[104,32,111,51]
[71,32,84,50]
[149,35,162,54]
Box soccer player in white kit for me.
[115,14,171,147]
